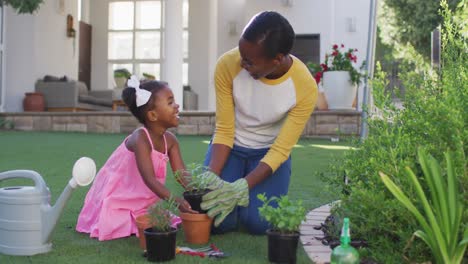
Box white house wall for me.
[3,0,371,112]
[89,1,110,92]
[4,0,79,112]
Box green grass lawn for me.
[0,131,351,263]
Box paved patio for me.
[300,203,335,264]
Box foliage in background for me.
[113,68,132,79]
[147,196,179,232]
[1,0,43,14]
[307,44,366,86]
[380,149,467,264]
[257,194,306,234]
[379,0,460,61]
[324,2,467,262]
[0,117,14,129]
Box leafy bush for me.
[3,0,44,14]
[147,197,179,232]
[257,194,306,234]
[0,117,14,129]
[323,2,467,263]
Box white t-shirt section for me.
[232,69,297,148]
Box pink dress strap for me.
[163,133,168,155]
[140,127,155,150]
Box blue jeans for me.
[204,143,291,235]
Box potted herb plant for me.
[175,164,213,213]
[308,44,365,110]
[144,197,179,262]
[174,164,213,244]
[113,68,131,89]
[258,193,307,264]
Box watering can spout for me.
[42,157,96,244]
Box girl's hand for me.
[175,197,198,214]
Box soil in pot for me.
[135,214,151,250]
[266,229,300,264]
[144,227,177,262]
[183,189,210,213]
[180,212,213,244]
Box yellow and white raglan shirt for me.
[212,48,318,172]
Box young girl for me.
[76,76,197,241]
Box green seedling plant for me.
[380,149,468,264]
[174,163,214,195]
[257,193,307,234]
[147,196,179,232]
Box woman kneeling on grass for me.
[200,11,318,234]
[76,76,197,241]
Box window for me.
[108,0,189,84]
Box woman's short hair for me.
[242,11,295,58]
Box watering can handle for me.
[0,170,48,193]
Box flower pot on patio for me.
[180,212,212,245]
[322,71,357,110]
[23,92,45,112]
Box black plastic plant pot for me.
[144,227,177,262]
[266,229,300,264]
[183,189,210,213]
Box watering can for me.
[0,157,96,256]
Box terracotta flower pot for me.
[180,212,213,245]
[135,214,151,250]
[23,92,45,112]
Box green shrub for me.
[381,149,467,264]
[324,2,467,262]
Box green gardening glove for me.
[199,172,249,227]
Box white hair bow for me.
[127,75,152,107]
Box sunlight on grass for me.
[309,144,356,150]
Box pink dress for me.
[76,127,180,241]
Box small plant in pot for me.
[175,164,214,244]
[175,164,213,213]
[144,197,179,262]
[258,193,307,264]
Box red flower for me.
[314,72,322,84]
[307,44,365,86]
